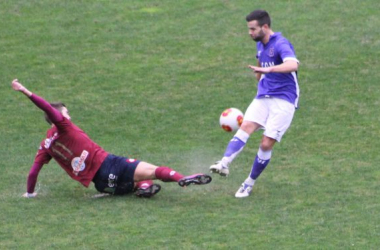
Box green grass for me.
[1,0,380,249]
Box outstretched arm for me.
[249,60,298,74]
[12,79,63,124]
[22,162,44,198]
[12,79,32,97]
[254,60,262,81]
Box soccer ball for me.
[219,108,244,132]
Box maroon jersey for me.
[34,117,108,187]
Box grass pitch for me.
[1,0,380,249]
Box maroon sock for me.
[136,180,154,189]
[155,166,184,182]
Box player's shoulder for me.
[45,126,57,136]
[273,34,296,53]
[54,117,77,130]
[272,33,291,44]
[57,117,72,125]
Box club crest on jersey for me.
[72,150,89,175]
[44,133,58,149]
[268,47,275,57]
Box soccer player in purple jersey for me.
[210,10,299,198]
[11,79,212,199]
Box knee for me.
[240,121,257,135]
[134,162,157,181]
[260,137,276,151]
[260,144,272,151]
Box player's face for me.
[247,20,265,42]
[61,107,71,120]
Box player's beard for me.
[252,29,265,42]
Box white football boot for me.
[209,161,229,176]
[235,183,253,198]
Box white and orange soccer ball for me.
[219,108,244,132]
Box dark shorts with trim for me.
[92,154,140,195]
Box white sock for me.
[235,129,250,143]
[257,147,272,160]
[244,177,255,186]
[221,129,250,167]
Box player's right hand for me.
[12,79,26,92]
[22,192,37,198]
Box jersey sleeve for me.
[29,94,63,124]
[277,38,299,63]
[35,144,52,165]
[29,93,74,132]
[26,145,52,193]
[26,161,44,193]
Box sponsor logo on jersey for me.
[261,61,275,68]
[72,150,89,176]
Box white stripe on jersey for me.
[283,57,300,64]
[284,57,300,108]
[291,71,300,108]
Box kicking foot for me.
[235,183,253,198]
[209,161,229,177]
[178,174,212,187]
[135,184,161,198]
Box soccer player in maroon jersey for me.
[12,79,212,198]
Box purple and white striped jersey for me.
[255,32,299,107]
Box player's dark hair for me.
[44,102,66,125]
[246,10,271,27]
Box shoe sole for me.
[135,184,161,198]
[209,168,229,177]
[178,174,212,187]
[235,193,250,198]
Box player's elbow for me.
[28,171,38,180]
[255,73,262,81]
[293,63,299,72]
[28,167,40,179]
[288,60,299,72]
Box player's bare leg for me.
[135,162,212,187]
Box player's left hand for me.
[22,192,37,198]
[248,65,272,74]
[11,79,26,92]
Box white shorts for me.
[244,97,295,142]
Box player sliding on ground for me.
[12,79,211,198]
